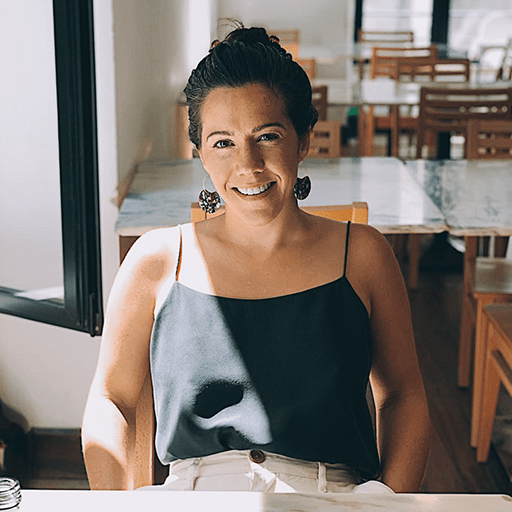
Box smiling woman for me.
[82,24,430,494]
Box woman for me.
[82,25,430,493]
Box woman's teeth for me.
[237,183,272,196]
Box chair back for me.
[370,45,438,79]
[397,57,471,83]
[191,201,369,224]
[416,86,512,158]
[308,120,341,158]
[311,85,328,121]
[358,30,414,45]
[467,119,512,159]
[133,201,369,487]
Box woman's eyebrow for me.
[206,130,233,141]
[252,122,286,133]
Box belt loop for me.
[187,458,201,490]
[317,462,327,493]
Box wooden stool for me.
[474,303,512,462]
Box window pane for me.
[450,2,512,72]
[0,0,64,301]
[362,0,434,46]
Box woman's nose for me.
[237,142,264,175]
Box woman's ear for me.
[298,131,311,162]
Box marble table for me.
[116,157,447,237]
[405,159,512,238]
[19,490,512,512]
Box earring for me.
[293,176,311,200]
[198,177,221,213]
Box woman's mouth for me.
[235,182,274,196]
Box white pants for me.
[141,450,395,494]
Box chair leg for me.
[471,302,490,447]
[475,349,501,462]
[407,234,420,290]
[458,293,474,388]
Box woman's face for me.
[198,83,310,225]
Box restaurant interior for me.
[1,0,512,506]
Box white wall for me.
[217,0,352,49]
[112,0,214,184]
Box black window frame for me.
[354,0,451,46]
[0,0,103,337]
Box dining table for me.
[116,156,445,256]
[18,489,512,511]
[405,157,512,312]
[405,158,512,240]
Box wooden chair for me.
[467,119,512,159]
[416,86,512,159]
[366,46,438,158]
[311,85,328,121]
[191,201,369,224]
[356,30,415,80]
[473,303,512,462]
[396,57,471,83]
[358,30,414,46]
[458,247,512,440]
[307,120,341,158]
[130,201,369,487]
[370,46,438,79]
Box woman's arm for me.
[82,228,178,489]
[351,225,430,492]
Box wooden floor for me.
[27,244,512,493]
[409,260,512,494]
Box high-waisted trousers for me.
[139,450,395,494]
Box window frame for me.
[0,0,103,336]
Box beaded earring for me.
[198,177,221,213]
[293,176,311,200]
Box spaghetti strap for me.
[175,225,183,280]
[343,221,351,276]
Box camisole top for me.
[150,222,380,479]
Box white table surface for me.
[115,157,447,237]
[405,159,512,237]
[19,490,512,512]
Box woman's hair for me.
[184,24,318,149]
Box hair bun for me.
[222,26,278,48]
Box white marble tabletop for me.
[405,159,512,237]
[116,157,446,237]
[19,490,512,512]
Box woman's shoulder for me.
[119,225,182,284]
[346,222,399,274]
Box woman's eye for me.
[259,133,280,142]
[213,139,233,149]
